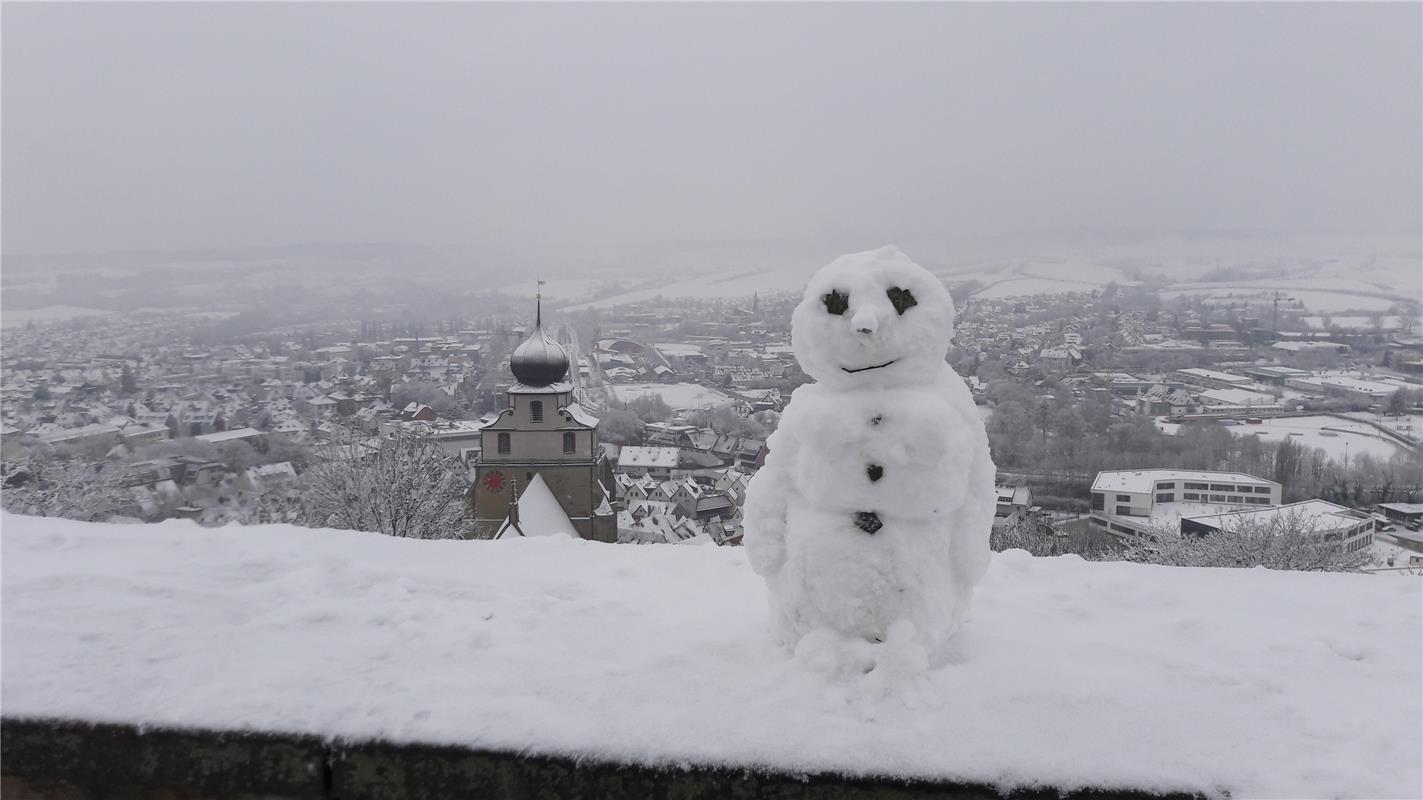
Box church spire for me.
[509,282,569,386]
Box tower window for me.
[497,432,511,454]
[530,401,543,423]
[563,432,576,453]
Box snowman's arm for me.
[949,412,996,589]
[744,430,796,576]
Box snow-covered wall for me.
[2,512,1420,799]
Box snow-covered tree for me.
[2,448,134,521]
[1122,509,1372,573]
[300,429,469,539]
[990,511,1062,557]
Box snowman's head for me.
[791,246,954,390]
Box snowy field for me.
[1159,415,1409,463]
[1234,415,1406,462]
[1157,287,1400,313]
[609,382,737,411]
[3,513,1419,799]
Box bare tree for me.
[2,448,134,521]
[300,428,470,539]
[1120,509,1373,572]
[991,511,1061,556]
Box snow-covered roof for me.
[562,402,599,427]
[497,473,576,539]
[618,446,679,469]
[1091,469,1277,495]
[247,462,297,479]
[1,512,1417,799]
[1175,368,1252,385]
[1197,388,1280,407]
[1187,499,1370,533]
[194,427,264,444]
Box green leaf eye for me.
[887,287,917,315]
[822,290,849,316]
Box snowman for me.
[743,246,995,664]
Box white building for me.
[1196,388,1283,414]
[1182,500,1375,554]
[1090,469,1282,542]
[617,446,680,478]
[1171,368,1255,391]
[995,485,1034,517]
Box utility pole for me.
[1271,291,1294,332]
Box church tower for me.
[469,294,617,541]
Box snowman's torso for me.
[766,369,991,643]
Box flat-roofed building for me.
[1182,500,1375,554]
[1285,374,1400,403]
[1171,368,1256,391]
[1239,366,1311,386]
[1089,469,1282,542]
[1196,388,1283,414]
[1376,503,1423,526]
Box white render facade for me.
[1090,469,1283,541]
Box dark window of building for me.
[1227,495,1242,503]
[1116,505,1131,515]
[530,401,543,423]
[1183,492,1201,501]
[563,432,576,453]
[497,432,511,454]
[1155,493,1173,503]
[1116,494,1131,502]
[1091,492,1104,511]
[1209,494,1225,502]
[1254,486,1272,494]
[1156,482,1176,490]
[1210,484,1233,492]
[1185,482,1209,490]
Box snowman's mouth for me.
[842,359,898,374]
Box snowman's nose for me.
[852,309,878,335]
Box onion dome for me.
[510,303,569,386]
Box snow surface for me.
[609,382,737,411]
[497,473,576,538]
[746,247,995,657]
[3,512,1420,798]
[1235,416,1405,462]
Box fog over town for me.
[1,5,1422,795]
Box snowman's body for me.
[744,247,995,656]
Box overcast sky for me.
[3,2,1420,256]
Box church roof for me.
[510,298,570,386]
[495,473,577,539]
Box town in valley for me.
[3,237,1421,572]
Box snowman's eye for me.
[822,290,850,316]
[887,287,917,315]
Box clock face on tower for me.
[482,470,506,493]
